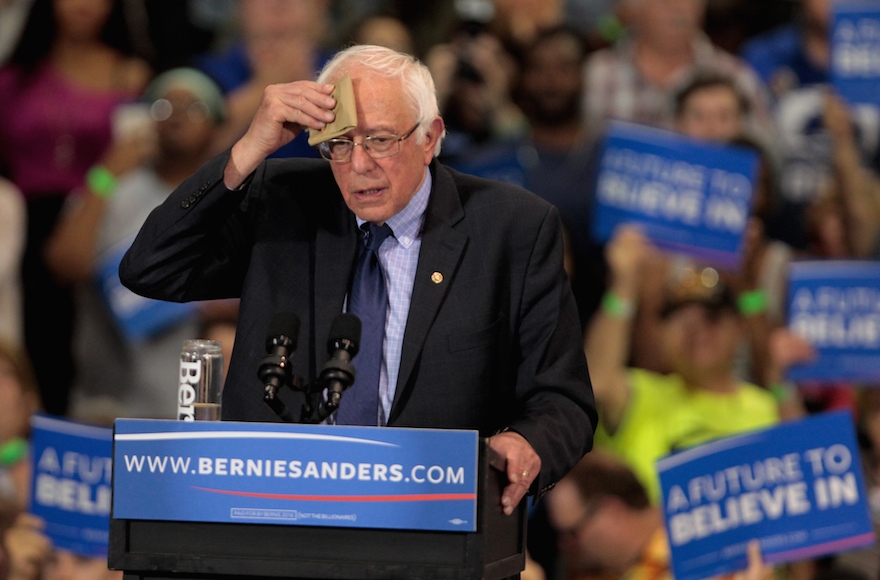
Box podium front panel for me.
[110,435,525,580]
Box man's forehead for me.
[349,74,415,130]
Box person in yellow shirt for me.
[584,225,782,503]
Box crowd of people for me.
[1,0,880,579]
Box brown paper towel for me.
[307,74,358,146]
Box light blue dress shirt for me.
[353,169,431,425]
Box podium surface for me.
[109,421,526,579]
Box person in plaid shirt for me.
[582,0,773,142]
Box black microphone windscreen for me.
[327,313,361,355]
[266,312,301,352]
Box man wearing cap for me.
[45,68,229,420]
[584,225,779,504]
[119,45,596,514]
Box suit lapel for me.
[390,163,467,422]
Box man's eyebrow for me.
[352,125,400,135]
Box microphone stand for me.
[261,313,359,424]
[261,359,353,425]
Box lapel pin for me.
[431,272,443,284]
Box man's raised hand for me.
[225,81,336,189]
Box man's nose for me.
[350,142,377,173]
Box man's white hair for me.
[316,44,445,157]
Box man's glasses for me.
[318,123,420,163]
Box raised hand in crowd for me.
[583,224,655,432]
[820,91,880,258]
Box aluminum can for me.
[178,339,223,421]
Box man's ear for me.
[421,116,445,165]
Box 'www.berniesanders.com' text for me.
[123,455,466,484]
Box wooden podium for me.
[109,439,526,580]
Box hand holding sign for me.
[606,225,654,290]
[766,328,816,387]
[705,541,773,580]
[4,513,51,580]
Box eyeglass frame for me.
[317,123,421,163]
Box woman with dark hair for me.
[0,0,150,417]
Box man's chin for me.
[350,206,392,226]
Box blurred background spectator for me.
[427,16,526,165]
[195,0,331,158]
[740,0,831,98]
[546,449,774,580]
[675,72,749,142]
[450,25,606,326]
[583,225,783,504]
[44,67,235,420]
[544,449,668,580]
[582,0,773,141]
[348,13,415,55]
[741,0,880,251]
[0,0,150,417]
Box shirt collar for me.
[356,168,432,249]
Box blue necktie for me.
[336,222,394,426]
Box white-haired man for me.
[119,45,596,513]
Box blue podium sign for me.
[112,420,479,532]
[97,243,195,341]
[29,414,113,557]
[658,411,874,580]
[592,121,759,269]
[832,3,880,106]
[786,260,880,382]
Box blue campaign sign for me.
[112,420,479,532]
[786,260,880,382]
[96,242,195,342]
[29,414,113,557]
[831,3,880,106]
[658,411,874,580]
[592,121,759,269]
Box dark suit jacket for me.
[120,150,596,496]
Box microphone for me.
[316,313,361,419]
[260,312,301,422]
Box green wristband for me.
[737,289,768,317]
[0,438,27,466]
[768,382,795,404]
[601,291,634,319]
[86,165,117,199]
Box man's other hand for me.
[488,431,541,515]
